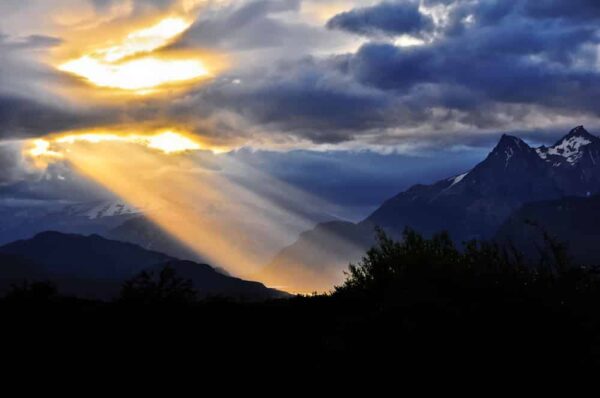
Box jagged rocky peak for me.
[495,134,530,151]
[553,125,598,147]
[487,134,536,166]
[563,125,595,139]
[537,125,600,165]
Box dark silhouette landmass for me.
[2,228,600,374]
[0,231,285,300]
[497,194,600,265]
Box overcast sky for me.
[3,0,600,145]
[1,0,599,213]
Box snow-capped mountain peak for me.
[536,126,599,166]
[62,200,145,219]
[84,201,143,219]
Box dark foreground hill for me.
[2,230,600,375]
[0,231,284,300]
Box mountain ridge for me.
[0,231,285,300]
[262,126,600,292]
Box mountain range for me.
[0,231,285,300]
[0,200,142,246]
[2,126,600,295]
[262,126,600,292]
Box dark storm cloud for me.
[520,0,600,20]
[171,0,600,146]
[337,0,600,114]
[195,59,394,142]
[0,34,92,139]
[0,96,85,138]
[326,1,434,37]
[4,0,600,150]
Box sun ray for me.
[22,130,359,293]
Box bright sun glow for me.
[100,18,190,63]
[58,17,211,92]
[27,130,205,161]
[145,131,201,153]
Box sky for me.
[1,0,599,148]
[0,0,599,284]
[2,1,599,142]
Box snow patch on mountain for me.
[546,136,590,163]
[62,201,144,219]
[536,126,598,166]
[84,201,143,219]
[505,146,514,167]
[449,172,468,188]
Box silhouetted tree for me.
[336,227,589,303]
[119,266,197,305]
[5,281,59,303]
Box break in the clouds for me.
[1,0,600,148]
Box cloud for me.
[0,142,30,185]
[0,96,85,138]
[3,0,600,152]
[520,0,600,20]
[8,0,600,211]
[202,0,600,144]
[342,1,600,115]
[194,58,393,142]
[172,0,342,58]
[0,34,92,139]
[326,1,434,38]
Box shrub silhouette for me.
[119,266,197,305]
[336,227,599,305]
[5,281,59,303]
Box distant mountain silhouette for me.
[264,126,600,291]
[1,231,172,279]
[106,217,208,264]
[0,231,285,300]
[496,195,600,266]
[0,200,141,245]
[147,260,283,300]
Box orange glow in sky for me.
[58,17,212,92]
[25,130,211,165]
[21,129,348,293]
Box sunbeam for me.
[22,131,363,293]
